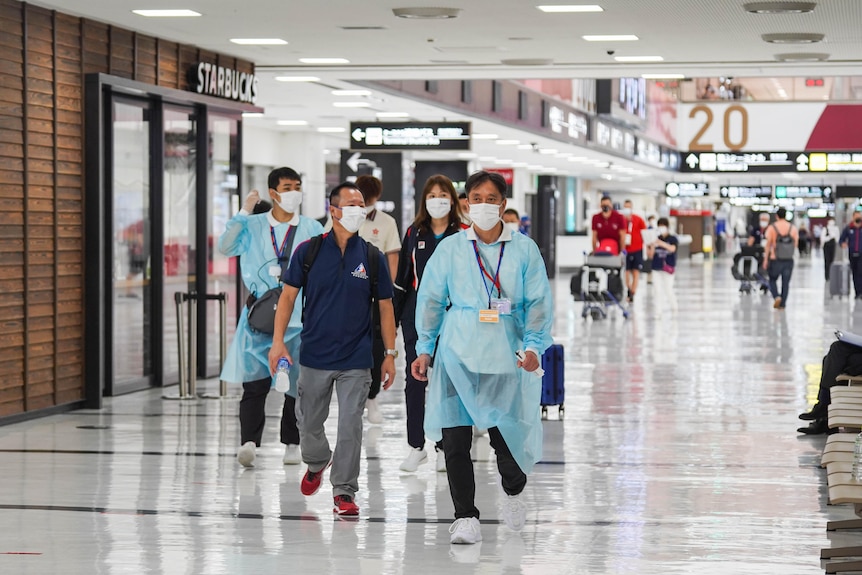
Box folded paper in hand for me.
[836,330,862,349]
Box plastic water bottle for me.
[853,432,862,481]
[274,358,291,393]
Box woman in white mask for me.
[646,217,679,318]
[822,217,839,281]
[393,174,466,473]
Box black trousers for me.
[401,295,443,450]
[851,254,862,297]
[823,239,836,281]
[442,426,526,519]
[239,377,299,446]
[812,341,862,418]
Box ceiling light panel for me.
[132,9,201,17]
[762,33,824,43]
[537,5,604,13]
[582,35,638,41]
[392,7,461,19]
[743,2,816,14]
[332,102,371,107]
[230,38,288,45]
[331,89,372,96]
[317,127,346,132]
[471,133,499,140]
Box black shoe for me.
[799,407,824,421]
[797,420,828,435]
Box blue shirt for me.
[652,235,679,271]
[284,233,393,370]
[840,225,862,255]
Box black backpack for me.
[772,223,795,260]
[300,234,381,335]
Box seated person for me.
[798,339,862,435]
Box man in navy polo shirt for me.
[840,213,862,299]
[268,182,396,518]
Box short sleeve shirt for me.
[626,214,647,251]
[651,235,679,270]
[592,211,627,248]
[360,210,401,254]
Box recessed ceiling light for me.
[299,58,350,64]
[641,73,685,79]
[775,52,829,61]
[230,38,288,45]
[527,164,543,170]
[275,76,320,82]
[513,162,528,167]
[517,144,534,150]
[743,2,816,14]
[568,156,588,162]
[392,7,461,19]
[458,152,478,159]
[614,55,664,62]
[539,148,558,154]
[471,133,499,140]
[582,35,638,41]
[494,159,513,165]
[376,112,410,118]
[537,5,604,13]
[317,127,346,133]
[478,156,497,162]
[332,102,371,108]
[332,89,372,96]
[277,120,308,126]
[496,139,520,145]
[242,112,264,118]
[762,32,824,43]
[501,58,553,66]
[132,9,201,17]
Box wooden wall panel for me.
[0,0,254,421]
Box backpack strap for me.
[300,234,325,323]
[367,242,380,303]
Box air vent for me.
[762,33,824,43]
[775,52,830,61]
[743,2,816,14]
[392,7,461,19]
[501,58,553,66]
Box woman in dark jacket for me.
[394,174,466,473]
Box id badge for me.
[478,309,500,324]
[490,297,511,315]
[268,265,282,278]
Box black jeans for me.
[851,254,862,297]
[442,426,526,519]
[239,377,299,446]
[811,341,862,417]
[767,259,794,305]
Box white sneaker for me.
[500,494,527,532]
[237,441,256,468]
[449,517,482,544]
[399,447,428,472]
[436,449,447,472]
[283,444,301,465]
[365,397,383,424]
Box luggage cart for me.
[570,253,629,320]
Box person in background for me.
[591,196,626,255]
[411,170,554,545]
[763,207,798,310]
[822,217,839,281]
[647,217,679,318]
[219,167,324,468]
[840,213,862,299]
[748,212,770,247]
[355,175,401,424]
[268,181,396,518]
[622,199,646,304]
[797,338,862,435]
[502,208,521,234]
[458,191,471,225]
[645,215,656,285]
[393,174,465,473]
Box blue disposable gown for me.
[416,227,554,474]
[218,211,323,396]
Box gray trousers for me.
[296,366,371,498]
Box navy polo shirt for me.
[841,225,862,256]
[284,233,393,370]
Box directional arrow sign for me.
[349,121,471,151]
[685,153,699,169]
[346,152,361,173]
[351,128,365,142]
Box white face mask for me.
[505,222,520,233]
[275,190,302,214]
[469,203,502,231]
[425,197,451,219]
[759,220,768,228]
[335,205,367,233]
[621,208,632,217]
[658,226,668,236]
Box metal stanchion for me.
[163,292,196,400]
[200,292,235,399]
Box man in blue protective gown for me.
[218,166,323,468]
[411,170,554,546]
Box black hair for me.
[600,195,612,203]
[268,166,302,190]
[776,207,787,220]
[657,217,670,227]
[252,199,272,214]
[458,191,467,200]
[503,208,520,218]
[354,174,382,203]
[465,170,507,196]
[329,181,361,207]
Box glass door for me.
[110,98,153,391]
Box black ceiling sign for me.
[349,122,471,151]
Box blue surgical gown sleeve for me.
[218,212,251,257]
[521,238,554,356]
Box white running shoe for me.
[283,444,301,465]
[436,449,447,472]
[449,517,482,544]
[365,397,383,424]
[237,441,256,468]
[399,447,428,472]
[500,494,527,532]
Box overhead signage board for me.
[189,62,259,104]
[682,151,862,173]
[720,185,773,206]
[547,105,589,144]
[665,182,710,198]
[349,122,471,151]
[775,185,833,201]
[836,185,862,198]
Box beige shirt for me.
[359,209,401,254]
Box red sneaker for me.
[300,459,332,496]
[333,495,359,516]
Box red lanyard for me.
[472,240,504,306]
[270,225,296,260]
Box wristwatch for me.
[384,349,398,358]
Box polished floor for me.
[2,250,862,574]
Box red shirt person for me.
[622,199,647,303]
[591,196,627,254]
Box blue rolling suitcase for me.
[540,344,565,419]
